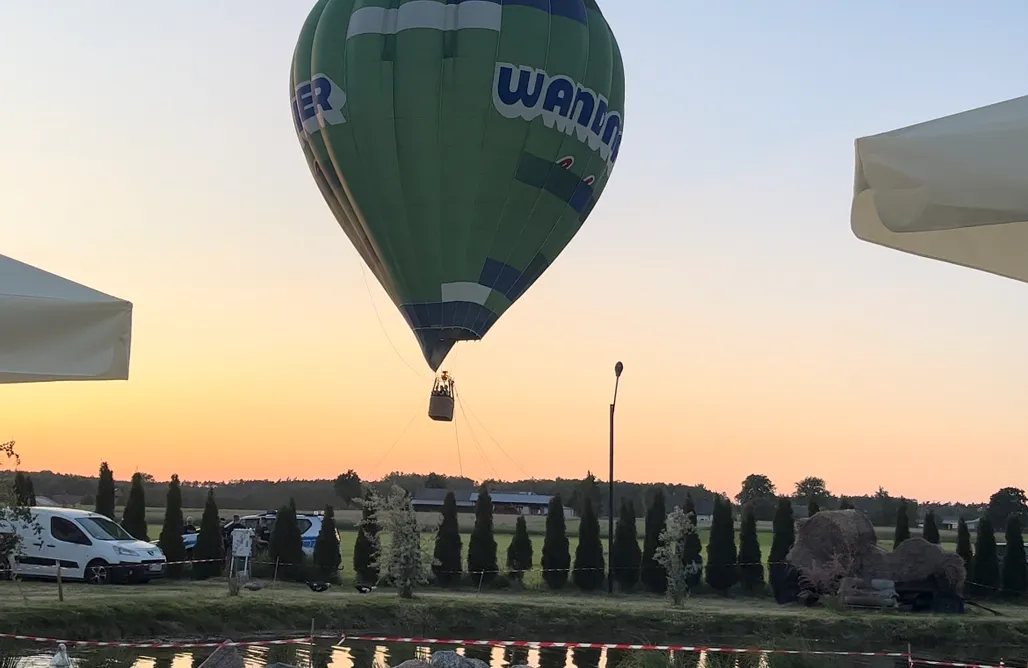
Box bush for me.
[158,475,186,578]
[738,504,764,592]
[467,485,498,587]
[541,494,570,589]
[506,515,533,581]
[433,491,462,586]
[353,488,380,585]
[13,472,35,507]
[654,505,698,605]
[705,496,738,592]
[121,472,148,541]
[312,505,341,582]
[380,486,430,598]
[641,489,668,593]
[192,489,224,580]
[612,499,642,591]
[269,499,305,582]
[572,498,605,591]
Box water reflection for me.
[1,641,1021,668]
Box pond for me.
[0,640,923,668]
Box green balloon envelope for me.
[291,0,625,371]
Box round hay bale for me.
[890,537,947,583]
[790,510,877,565]
[941,552,967,590]
[856,545,892,580]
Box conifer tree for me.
[158,474,186,578]
[13,472,35,507]
[1001,515,1027,596]
[683,506,703,588]
[894,502,911,549]
[313,505,342,581]
[956,517,974,583]
[807,499,820,517]
[705,496,738,592]
[353,488,381,585]
[121,472,148,541]
[972,517,1000,595]
[768,497,795,590]
[572,498,605,590]
[192,488,224,580]
[611,498,642,590]
[95,462,116,520]
[467,485,498,586]
[737,504,764,592]
[270,498,305,581]
[507,515,533,581]
[641,488,668,593]
[838,499,854,510]
[541,494,570,589]
[433,491,462,585]
[922,511,941,544]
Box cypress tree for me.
[972,517,1000,595]
[541,494,570,589]
[158,474,186,578]
[807,499,820,517]
[353,488,380,585]
[922,511,941,544]
[433,491,463,585]
[956,517,974,584]
[838,499,854,510]
[192,489,223,579]
[572,498,605,590]
[738,504,764,592]
[13,472,36,506]
[121,472,148,541]
[313,505,342,581]
[270,498,305,581]
[1001,515,1027,596]
[641,489,668,593]
[95,462,116,520]
[467,485,498,586]
[683,507,703,588]
[705,496,738,592]
[769,497,795,590]
[506,515,533,581]
[611,498,642,591]
[894,502,911,549]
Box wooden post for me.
[56,563,64,603]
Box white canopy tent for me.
[0,254,132,383]
[851,95,1028,283]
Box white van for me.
[0,507,166,585]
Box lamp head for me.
[614,361,624,378]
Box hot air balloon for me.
[291,0,625,420]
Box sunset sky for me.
[2,1,1027,503]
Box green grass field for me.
[136,507,958,589]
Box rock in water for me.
[431,651,489,668]
[198,645,245,668]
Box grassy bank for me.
[1,580,1025,652]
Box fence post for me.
[907,643,913,668]
[56,562,64,602]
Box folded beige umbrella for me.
[852,95,1028,283]
[0,254,132,383]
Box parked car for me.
[182,510,327,557]
[0,507,166,585]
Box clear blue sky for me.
[1,1,1026,501]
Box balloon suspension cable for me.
[455,388,529,480]
[455,391,498,479]
[360,263,425,379]
[452,414,464,478]
[371,404,421,477]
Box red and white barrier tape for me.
[0,633,312,649]
[337,635,906,657]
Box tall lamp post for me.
[608,361,624,594]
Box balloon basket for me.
[428,371,455,422]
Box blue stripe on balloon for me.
[400,301,499,339]
[446,0,588,26]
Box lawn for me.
[0,579,1024,657]
[140,508,957,589]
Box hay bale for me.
[891,537,950,584]
[791,510,877,562]
[941,552,967,590]
[856,545,893,580]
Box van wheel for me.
[85,559,110,585]
[0,560,11,581]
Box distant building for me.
[940,517,961,531]
[411,489,571,518]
